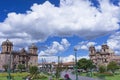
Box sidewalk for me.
[61,70,100,80]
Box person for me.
[64,74,71,80]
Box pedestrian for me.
[64,74,71,80]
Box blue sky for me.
[0,0,120,63]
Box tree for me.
[29,66,39,79]
[2,64,8,72]
[29,66,38,75]
[99,65,106,73]
[107,61,118,73]
[17,64,25,72]
[77,58,95,71]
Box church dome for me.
[2,39,13,46]
[29,43,38,49]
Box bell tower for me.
[28,43,38,66]
[101,44,109,52]
[1,39,13,53]
[89,45,96,55]
[29,43,38,54]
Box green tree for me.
[29,66,39,79]
[17,64,25,72]
[29,66,38,75]
[2,64,8,72]
[107,61,118,73]
[99,65,106,73]
[77,58,95,71]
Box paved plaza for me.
[61,70,101,80]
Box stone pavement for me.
[61,70,101,80]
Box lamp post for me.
[56,56,60,79]
[7,51,12,80]
[74,48,78,80]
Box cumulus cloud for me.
[74,40,103,53]
[74,41,96,50]
[107,31,120,55]
[75,31,120,55]
[39,38,70,56]
[0,0,119,47]
[62,55,89,63]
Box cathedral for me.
[89,44,120,67]
[0,39,38,70]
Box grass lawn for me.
[0,72,29,77]
[0,77,48,80]
[0,72,48,80]
[79,72,120,80]
[0,77,23,80]
[105,74,120,80]
[0,72,29,80]
[0,77,7,80]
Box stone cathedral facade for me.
[89,44,120,67]
[0,39,38,70]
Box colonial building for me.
[38,62,74,73]
[0,39,38,70]
[89,44,120,67]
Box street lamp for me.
[7,51,12,80]
[56,56,60,79]
[74,48,78,80]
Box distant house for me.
[0,39,38,70]
[89,44,120,67]
[38,61,75,72]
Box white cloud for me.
[39,38,70,56]
[62,55,89,62]
[0,0,119,47]
[95,45,101,50]
[107,31,120,55]
[62,55,75,62]
[74,41,103,54]
[74,41,96,50]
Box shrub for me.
[11,72,29,77]
[2,64,8,72]
[39,74,47,79]
[94,72,113,76]
[17,64,25,72]
[59,78,64,80]
[107,61,118,73]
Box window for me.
[7,46,8,52]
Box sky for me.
[0,0,120,63]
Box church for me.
[0,39,38,70]
[89,44,120,67]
